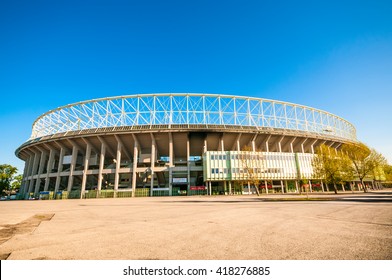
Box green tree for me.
[0,164,18,195]
[11,174,23,192]
[384,164,392,182]
[241,145,262,196]
[341,143,386,192]
[312,144,353,194]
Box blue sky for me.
[1,0,391,173]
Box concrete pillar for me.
[97,142,106,192]
[290,137,296,153]
[150,134,156,197]
[295,180,299,193]
[281,180,284,193]
[81,143,91,198]
[54,147,65,194]
[187,134,190,194]
[301,139,307,154]
[209,181,212,196]
[169,133,173,196]
[309,180,312,193]
[67,145,78,192]
[22,154,33,195]
[44,149,55,191]
[114,140,122,192]
[27,152,37,195]
[224,181,227,195]
[278,136,283,153]
[228,180,232,195]
[264,180,269,194]
[34,150,47,195]
[132,139,138,197]
[321,180,325,192]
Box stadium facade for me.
[15,93,358,199]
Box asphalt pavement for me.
[1,191,391,260]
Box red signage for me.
[190,186,206,191]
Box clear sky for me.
[1,0,391,174]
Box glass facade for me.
[203,151,314,181]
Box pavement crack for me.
[0,213,55,246]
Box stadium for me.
[15,93,358,199]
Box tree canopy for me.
[312,144,353,194]
[340,143,387,192]
[0,164,19,195]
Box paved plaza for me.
[1,191,391,260]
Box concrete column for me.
[34,150,47,195]
[81,143,91,198]
[44,149,55,191]
[54,147,65,194]
[97,142,106,192]
[187,134,190,194]
[220,138,224,152]
[290,137,296,153]
[132,139,138,197]
[224,181,227,195]
[264,180,269,194]
[22,154,33,195]
[209,181,212,196]
[228,180,232,195]
[301,139,307,154]
[67,145,78,192]
[295,180,299,193]
[114,140,122,192]
[321,180,325,192]
[27,152,37,195]
[310,139,318,155]
[247,182,251,195]
[150,134,156,197]
[278,136,283,153]
[169,133,173,196]
[309,179,312,192]
[203,138,208,153]
[280,180,284,193]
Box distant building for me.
[15,93,358,199]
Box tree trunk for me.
[333,183,338,194]
[360,178,367,193]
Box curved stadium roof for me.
[30,93,357,141]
